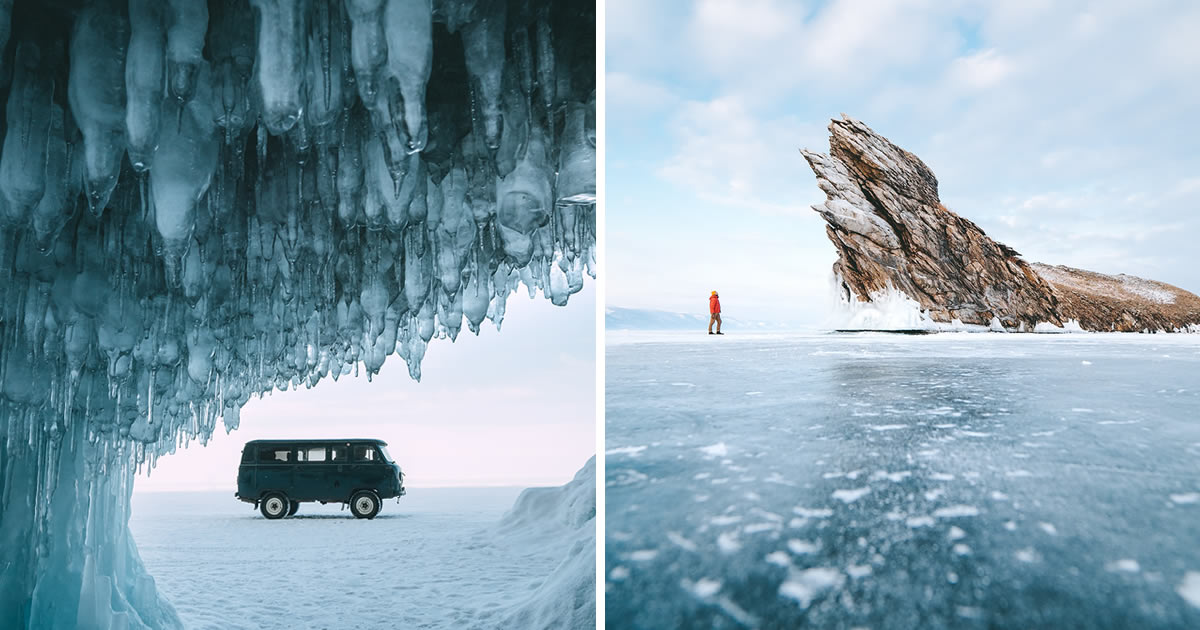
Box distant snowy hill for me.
[606,307,790,331]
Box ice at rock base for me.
[0,1,595,627]
[829,275,1091,334]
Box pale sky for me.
[136,285,595,492]
[607,0,1200,324]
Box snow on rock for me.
[0,2,594,628]
[499,458,596,630]
[802,116,1200,332]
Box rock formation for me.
[801,116,1200,332]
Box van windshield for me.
[379,446,394,462]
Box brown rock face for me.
[802,116,1200,332]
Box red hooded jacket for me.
[709,294,721,314]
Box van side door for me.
[294,445,332,501]
[327,443,351,501]
[256,445,296,496]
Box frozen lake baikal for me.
[131,488,563,630]
[605,332,1200,629]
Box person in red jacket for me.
[708,291,723,335]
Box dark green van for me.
[236,439,406,520]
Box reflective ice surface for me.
[606,332,1200,629]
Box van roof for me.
[244,439,389,446]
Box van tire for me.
[350,490,381,519]
[288,500,300,516]
[260,492,289,519]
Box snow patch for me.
[787,539,820,554]
[847,564,873,578]
[1177,572,1200,609]
[1106,559,1141,573]
[933,505,980,518]
[778,568,845,609]
[832,487,871,503]
[688,578,723,598]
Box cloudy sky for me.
[137,286,595,491]
[607,0,1200,325]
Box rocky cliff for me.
[801,116,1200,332]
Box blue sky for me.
[137,286,595,491]
[607,0,1200,325]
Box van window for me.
[302,446,327,462]
[352,446,377,462]
[259,447,292,462]
[330,446,348,462]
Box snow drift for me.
[499,456,595,630]
[0,1,595,627]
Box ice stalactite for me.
[0,1,595,628]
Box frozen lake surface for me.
[606,332,1200,629]
[130,488,560,629]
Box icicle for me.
[165,0,208,103]
[0,41,53,222]
[125,0,167,171]
[249,0,306,135]
[68,0,130,215]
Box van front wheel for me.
[350,491,381,519]
[260,492,289,519]
[288,500,300,516]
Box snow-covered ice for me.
[606,331,1200,628]
[131,458,595,630]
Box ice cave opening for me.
[0,0,595,627]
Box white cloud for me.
[946,49,1015,90]
[606,72,678,114]
[609,0,1200,321]
[656,96,826,212]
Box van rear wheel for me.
[260,492,289,519]
[350,491,381,519]
[288,500,299,516]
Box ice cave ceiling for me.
[0,0,596,460]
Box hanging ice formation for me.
[0,0,595,627]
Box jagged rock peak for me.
[801,116,1200,332]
